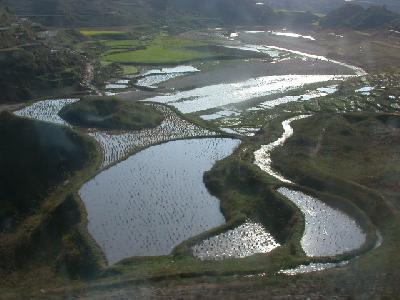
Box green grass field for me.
[101,34,208,64]
[101,39,143,49]
[79,30,127,37]
[120,65,139,75]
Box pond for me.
[79,138,240,264]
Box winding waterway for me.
[254,115,368,273]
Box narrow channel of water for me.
[254,115,310,183]
[254,115,369,273]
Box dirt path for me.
[0,103,26,113]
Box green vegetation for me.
[1,0,290,27]
[120,65,139,75]
[0,112,93,231]
[267,113,400,297]
[99,34,266,65]
[219,74,400,134]
[0,111,104,289]
[320,3,400,30]
[0,47,84,103]
[101,34,256,64]
[59,97,164,130]
[273,113,400,212]
[80,30,126,37]
[203,153,303,245]
[76,33,266,84]
[0,7,85,103]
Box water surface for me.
[192,221,280,260]
[90,104,215,167]
[254,115,310,183]
[278,188,366,257]
[79,138,240,264]
[14,98,78,126]
[147,75,343,113]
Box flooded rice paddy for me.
[243,30,316,41]
[13,99,216,168]
[356,86,375,96]
[192,221,280,260]
[136,66,200,89]
[136,73,183,89]
[79,138,240,264]
[14,98,79,126]
[147,75,344,113]
[105,83,128,89]
[90,104,216,167]
[142,66,199,76]
[254,115,310,183]
[269,31,316,41]
[279,261,349,275]
[200,109,241,121]
[277,188,366,257]
[225,44,366,76]
[248,85,338,111]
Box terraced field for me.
[2,26,400,300]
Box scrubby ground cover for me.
[214,74,400,135]
[2,21,400,299]
[0,7,87,103]
[0,112,104,288]
[0,112,93,231]
[59,96,163,130]
[273,113,400,215]
[267,112,400,297]
[1,104,310,299]
[19,110,399,299]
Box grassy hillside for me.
[0,6,86,103]
[320,3,400,29]
[265,113,400,297]
[272,113,400,210]
[2,0,317,28]
[59,96,164,130]
[0,112,94,231]
[0,111,104,284]
[263,0,400,14]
